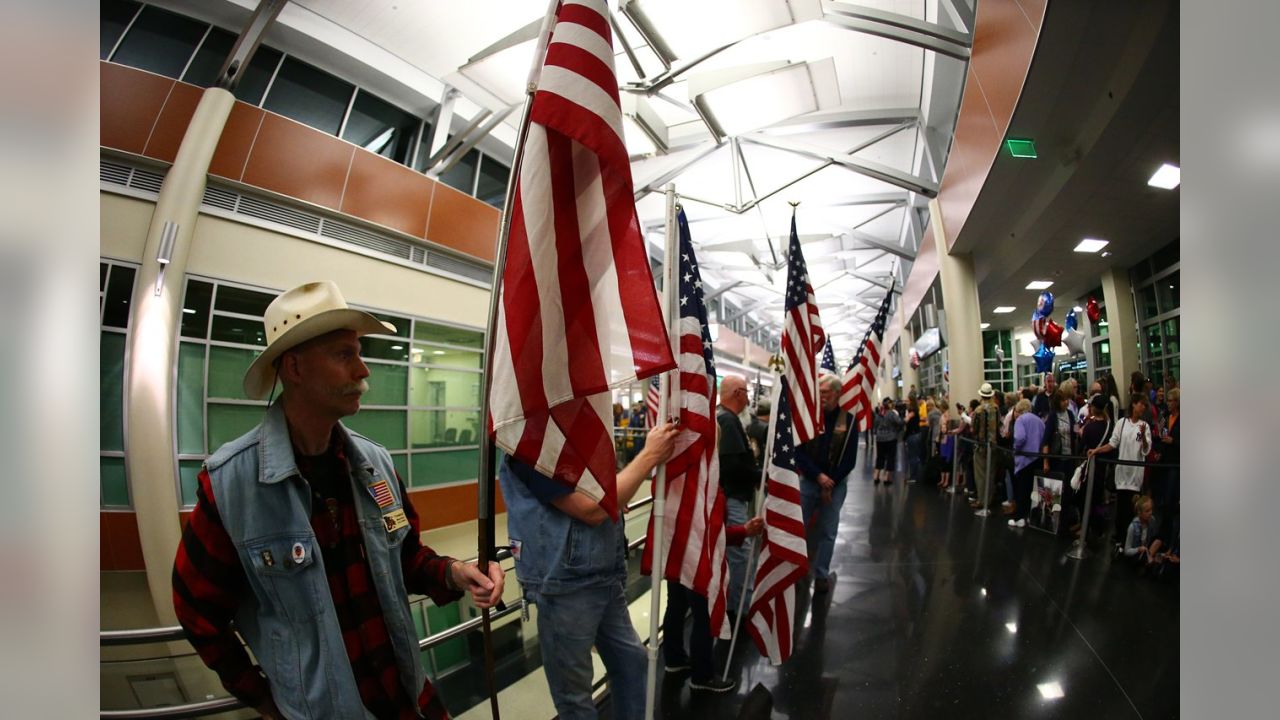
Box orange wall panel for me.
[408,482,507,534]
[100,63,174,155]
[143,82,203,164]
[341,151,434,239]
[242,114,354,211]
[101,512,145,572]
[209,102,265,181]
[425,183,499,262]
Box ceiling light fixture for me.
[1074,238,1109,253]
[1037,681,1065,700]
[1100,251,1112,258]
[691,58,840,137]
[993,306,1016,314]
[1148,163,1180,189]
[1005,622,1018,634]
[980,322,990,329]
[1026,280,1053,290]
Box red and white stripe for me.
[489,0,674,520]
[840,334,882,431]
[645,377,660,428]
[781,231,825,445]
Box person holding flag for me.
[795,373,858,593]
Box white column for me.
[1101,266,1140,390]
[931,198,985,408]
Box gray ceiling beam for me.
[464,18,541,67]
[608,10,648,79]
[821,1,972,61]
[703,280,744,302]
[633,141,722,200]
[215,0,286,92]
[846,230,914,260]
[741,133,939,197]
[940,0,975,36]
[760,108,920,135]
[423,106,491,175]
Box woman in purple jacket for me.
[1009,399,1045,528]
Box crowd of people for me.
[872,370,1180,576]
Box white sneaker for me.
[1008,518,1026,528]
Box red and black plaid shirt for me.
[173,431,462,719]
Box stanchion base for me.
[1065,541,1089,560]
[974,509,992,517]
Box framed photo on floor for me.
[1029,475,1064,535]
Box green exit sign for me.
[1005,138,1037,158]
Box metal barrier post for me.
[949,435,960,496]
[975,441,994,517]
[1065,457,1097,560]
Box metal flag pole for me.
[723,378,783,680]
[644,185,680,720]
[474,3,559,718]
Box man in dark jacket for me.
[795,374,858,593]
[716,375,760,615]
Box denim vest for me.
[205,402,425,719]
[498,458,626,597]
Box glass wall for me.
[175,276,485,508]
[101,260,138,508]
[1131,241,1180,387]
[100,2,510,208]
[981,328,1014,392]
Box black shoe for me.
[690,676,736,693]
[665,658,691,673]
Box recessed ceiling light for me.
[1100,251,1112,258]
[1074,238,1109,253]
[1005,622,1018,634]
[1026,280,1054,290]
[182,308,196,314]
[1148,163,1180,189]
[433,350,446,355]
[980,323,990,329]
[993,306,1016,314]
[390,345,404,350]
[1037,681,1065,700]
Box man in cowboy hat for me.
[173,281,503,720]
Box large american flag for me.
[780,216,825,445]
[489,0,674,520]
[641,208,730,638]
[747,380,809,664]
[839,283,894,431]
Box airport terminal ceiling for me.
[160,0,970,361]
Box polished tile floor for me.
[649,450,1179,720]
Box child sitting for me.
[1123,495,1164,568]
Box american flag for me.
[747,379,809,664]
[641,208,730,639]
[645,376,660,428]
[839,283,894,431]
[820,340,837,373]
[488,0,674,520]
[780,216,826,445]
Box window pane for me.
[1138,284,1159,320]
[181,25,236,88]
[1151,240,1178,273]
[101,0,141,60]
[410,410,480,448]
[1166,355,1179,383]
[1163,317,1179,355]
[1094,340,1111,370]
[179,460,203,507]
[410,448,480,487]
[410,346,482,369]
[100,262,109,290]
[1093,307,1108,337]
[103,265,136,329]
[341,91,419,165]
[364,362,408,407]
[1144,323,1163,358]
[233,45,282,106]
[391,453,409,483]
[214,285,275,316]
[1157,271,1179,314]
[439,148,479,194]
[475,155,510,208]
[412,321,483,349]
[211,314,267,347]
[370,312,410,338]
[111,5,207,79]
[177,342,206,455]
[362,336,410,362]
[412,122,435,172]
[262,57,354,136]
[101,332,127,452]
[425,603,469,671]
[208,404,265,449]
[181,279,214,338]
[343,410,407,450]
[410,367,481,408]
[208,345,262,399]
[101,456,131,507]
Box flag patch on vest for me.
[369,479,395,509]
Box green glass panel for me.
[1167,355,1179,382]
[409,367,481,408]
[391,453,409,484]
[1163,317,1179,355]
[101,456,130,507]
[179,459,203,507]
[370,311,410,337]
[211,314,267,346]
[101,332,126,452]
[1138,284,1159,320]
[177,342,206,454]
[410,410,480,448]
[1158,271,1179,314]
[213,285,275,316]
[343,410,407,450]
[425,602,468,671]
[411,346,481,370]
[363,362,408,407]
[361,336,409,362]
[1144,323,1163,357]
[181,280,214,339]
[208,346,262,400]
[412,321,484,349]
[412,602,427,638]
[208,403,266,450]
[410,449,480,487]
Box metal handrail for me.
[101,697,242,719]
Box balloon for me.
[1034,344,1055,373]
[995,346,1005,363]
[1062,328,1086,356]
[1041,319,1064,348]
[1031,338,1041,352]
[1032,314,1049,339]
[1036,291,1055,318]
[1085,296,1102,325]
[1064,310,1078,332]
[910,348,920,369]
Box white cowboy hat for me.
[242,281,395,400]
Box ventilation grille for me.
[100,158,492,285]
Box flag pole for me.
[644,184,679,720]
[474,3,559,718]
[723,377,783,679]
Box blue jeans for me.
[532,581,647,720]
[905,433,924,481]
[800,479,848,580]
[724,497,753,614]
